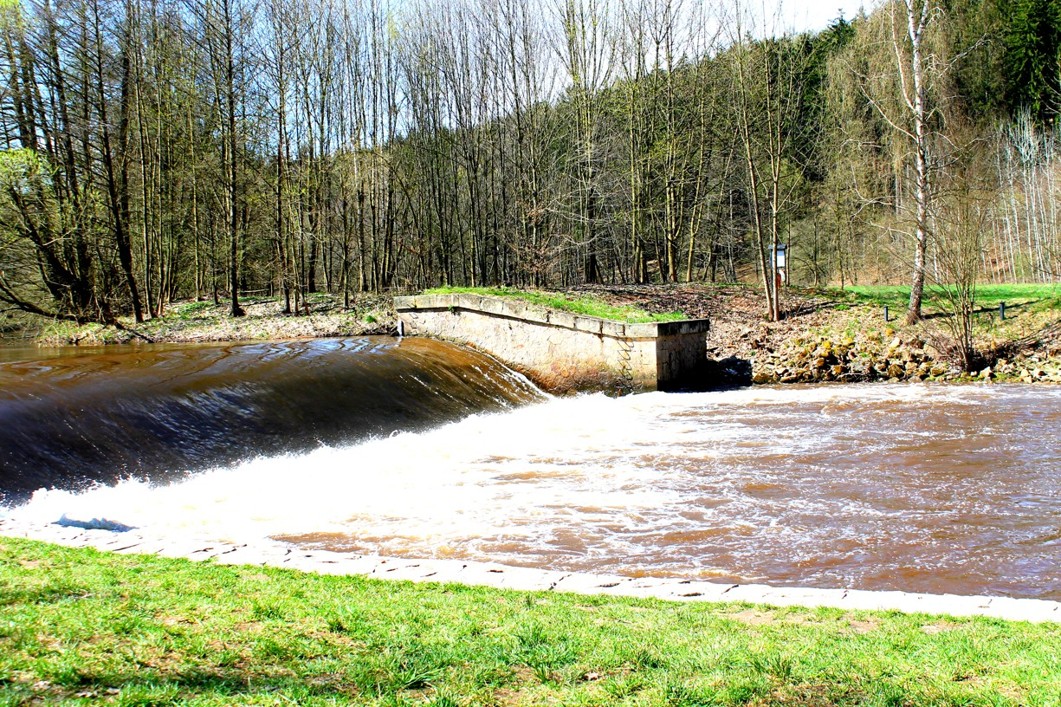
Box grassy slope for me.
[423,287,687,323]
[1,538,1058,706]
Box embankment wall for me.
[393,294,710,393]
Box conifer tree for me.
[1001,0,1061,121]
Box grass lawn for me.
[423,287,687,324]
[845,283,1061,311]
[1,538,1058,706]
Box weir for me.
[394,293,712,392]
[0,337,541,503]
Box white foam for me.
[5,383,1059,597]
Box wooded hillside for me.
[1,0,1058,325]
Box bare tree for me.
[927,132,994,371]
[555,0,615,284]
[727,0,812,321]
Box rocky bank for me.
[573,284,1061,387]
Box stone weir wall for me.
[394,294,711,393]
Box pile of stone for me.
[746,328,1061,385]
[750,330,953,384]
[990,355,1061,383]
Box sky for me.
[782,0,875,33]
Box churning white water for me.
[5,382,1060,599]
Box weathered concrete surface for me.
[394,294,711,393]
[2,518,1058,623]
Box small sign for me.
[772,244,787,269]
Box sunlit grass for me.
[423,286,687,323]
[847,283,1060,309]
[1,537,1058,706]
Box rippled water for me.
[3,350,1058,600]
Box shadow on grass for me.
[0,584,89,607]
[32,665,371,704]
[916,298,1039,321]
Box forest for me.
[0,0,1058,326]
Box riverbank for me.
[573,283,1061,385]
[1,530,1058,706]
[3,292,398,346]
[4,283,1059,386]
[3,516,1057,621]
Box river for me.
[1,338,1058,600]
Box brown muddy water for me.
[1,338,1058,599]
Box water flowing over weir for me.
[1,340,1059,601]
[0,338,542,502]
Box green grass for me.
[424,286,687,323]
[1,538,1058,705]
[172,300,219,321]
[846,283,1061,309]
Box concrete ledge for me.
[394,294,711,393]
[2,519,1058,623]
[393,295,711,340]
